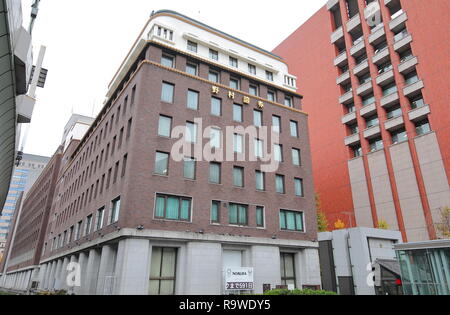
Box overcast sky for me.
[22,0,327,157]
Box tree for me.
[334,219,346,230]
[377,220,390,230]
[316,194,329,232]
[436,206,450,239]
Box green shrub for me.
[264,288,337,295]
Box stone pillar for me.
[96,245,117,295]
[115,238,150,295]
[84,249,101,295]
[296,248,321,290]
[66,255,78,295]
[53,259,64,291]
[57,257,70,291]
[183,242,222,295]
[251,246,282,294]
[74,252,88,295]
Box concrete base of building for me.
[1,229,321,295]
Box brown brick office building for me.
[1,10,321,295]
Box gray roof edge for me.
[152,10,284,61]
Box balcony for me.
[345,133,360,146]
[334,51,348,67]
[337,71,351,85]
[369,26,386,45]
[347,14,361,33]
[340,90,354,105]
[350,40,366,57]
[372,47,390,65]
[408,104,430,122]
[342,111,357,125]
[398,56,418,74]
[389,11,408,33]
[360,102,377,117]
[376,69,395,86]
[384,116,404,131]
[357,81,373,96]
[364,125,381,139]
[394,33,412,52]
[403,79,424,97]
[353,60,369,76]
[380,92,400,108]
[331,27,344,44]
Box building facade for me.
[1,10,321,295]
[0,153,50,262]
[274,0,450,242]
[0,149,62,291]
[0,0,45,211]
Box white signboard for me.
[225,267,254,291]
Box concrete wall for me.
[390,142,428,241]
[348,158,374,227]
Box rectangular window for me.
[230,77,240,90]
[161,54,174,68]
[155,152,169,176]
[276,175,285,194]
[187,90,199,110]
[76,221,82,240]
[210,128,221,149]
[155,194,191,222]
[187,40,197,53]
[292,148,301,166]
[186,63,198,76]
[161,82,175,103]
[211,201,220,224]
[272,115,281,133]
[149,247,177,295]
[249,85,259,96]
[248,64,256,75]
[127,118,132,140]
[85,215,93,236]
[233,104,243,122]
[209,162,221,184]
[274,144,283,162]
[96,207,105,231]
[280,253,296,286]
[234,134,244,154]
[254,139,264,159]
[290,121,299,138]
[183,157,196,180]
[186,122,198,143]
[294,178,304,197]
[266,71,274,81]
[280,210,304,232]
[256,206,265,227]
[121,154,128,177]
[113,161,120,184]
[211,97,222,116]
[255,171,265,191]
[267,90,276,102]
[229,203,248,226]
[158,115,172,138]
[233,166,244,187]
[110,197,121,224]
[253,110,263,127]
[229,57,238,68]
[209,49,219,61]
[284,96,293,108]
[208,70,219,83]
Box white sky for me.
[22,0,327,157]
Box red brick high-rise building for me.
[274,0,450,242]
